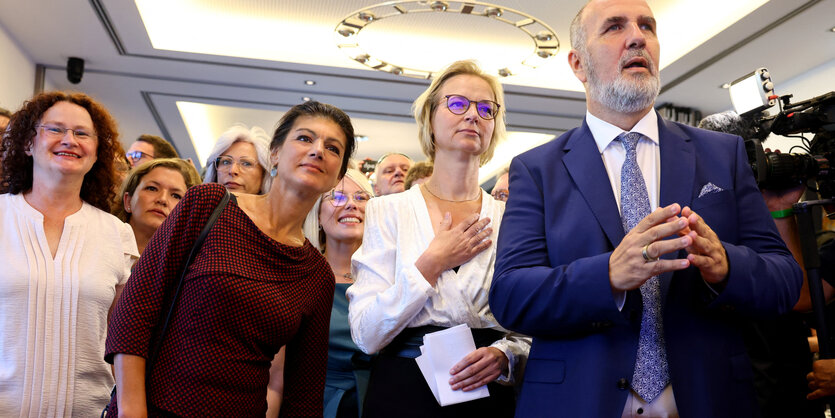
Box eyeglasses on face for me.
[126,150,154,161]
[215,155,259,172]
[442,95,500,120]
[323,190,372,207]
[37,124,97,141]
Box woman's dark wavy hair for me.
[271,101,356,179]
[0,91,122,212]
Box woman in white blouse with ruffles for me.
[0,92,137,417]
[347,61,529,417]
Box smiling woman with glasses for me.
[301,168,375,418]
[203,124,272,195]
[347,60,529,417]
[0,91,138,416]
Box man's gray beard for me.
[585,52,661,114]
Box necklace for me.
[422,183,481,202]
[342,272,354,282]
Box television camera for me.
[727,68,834,195]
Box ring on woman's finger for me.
[642,244,658,262]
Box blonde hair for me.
[302,168,374,253]
[412,60,506,166]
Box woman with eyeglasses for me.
[114,158,202,254]
[300,167,375,418]
[104,101,356,417]
[203,124,272,195]
[0,91,138,416]
[347,61,529,417]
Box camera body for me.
[740,90,835,195]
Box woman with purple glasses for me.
[347,60,530,417]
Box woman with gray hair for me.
[203,124,272,194]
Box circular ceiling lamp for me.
[334,0,559,79]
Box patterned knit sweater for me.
[106,183,334,416]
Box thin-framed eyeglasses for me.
[442,95,500,120]
[215,155,260,172]
[37,124,97,141]
[323,190,372,207]
[126,150,154,161]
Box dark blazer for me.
[489,114,803,417]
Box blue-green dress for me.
[323,283,372,418]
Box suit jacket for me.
[489,115,803,417]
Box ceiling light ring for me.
[334,0,559,79]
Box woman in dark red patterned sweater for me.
[105,101,357,417]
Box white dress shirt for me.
[347,185,530,384]
[586,109,660,213]
[586,109,679,417]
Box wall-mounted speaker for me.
[67,57,84,84]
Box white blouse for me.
[0,193,138,417]
[347,185,530,383]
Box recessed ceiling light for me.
[304,80,316,86]
[830,26,835,32]
[355,135,370,142]
[720,83,731,89]
[302,96,312,102]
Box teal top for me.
[323,283,372,418]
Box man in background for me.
[373,152,412,196]
[126,134,179,167]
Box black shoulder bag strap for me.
[147,188,232,366]
[104,189,232,417]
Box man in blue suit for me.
[489,0,803,416]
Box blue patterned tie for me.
[618,132,669,402]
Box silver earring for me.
[270,165,277,177]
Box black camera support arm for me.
[793,199,835,360]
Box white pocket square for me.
[698,182,723,198]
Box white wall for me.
[0,22,36,113]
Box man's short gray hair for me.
[569,2,591,55]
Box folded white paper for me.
[415,324,490,406]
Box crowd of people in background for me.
[0,0,833,417]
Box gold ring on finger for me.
[642,244,658,262]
